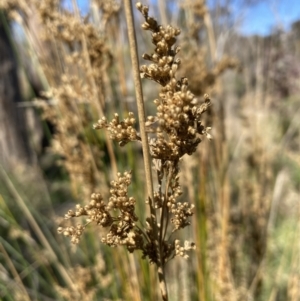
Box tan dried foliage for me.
[0,0,116,202]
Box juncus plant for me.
[58,2,211,300]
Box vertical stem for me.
[203,10,217,63]
[158,0,168,25]
[123,1,168,300]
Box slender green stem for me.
[123,1,168,300]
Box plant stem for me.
[123,1,168,300]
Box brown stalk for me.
[203,8,217,63]
[123,1,168,300]
[158,0,168,25]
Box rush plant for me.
[58,2,211,300]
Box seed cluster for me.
[58,172,145,253]
[148,92,212,161]
[170,202,194,230]
[137,3,212,162]
[174,240,196,259]
[93,112,141,146]
[138,2,180,87]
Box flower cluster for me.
[93,112,141,146]
[58,172,144,253]
[174,240,196,259]
[137,3,212,162]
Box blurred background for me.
[0,0,299,300]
